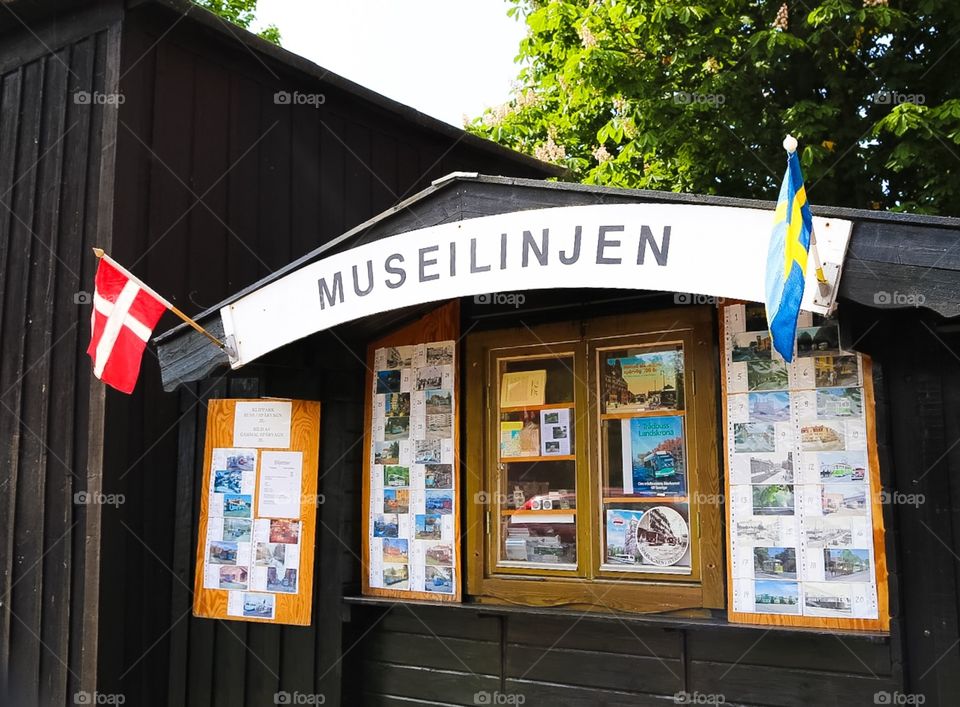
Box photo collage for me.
[202,446,305,621]
[724,304,879,620]
[499,403,572,459]
[600,347,692,573]
[368,341,457,596]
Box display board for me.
[721,303,889,631]
[362,302,461,601]
[193,398,320,625]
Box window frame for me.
[465,306,724,613]
[488,339,584,577]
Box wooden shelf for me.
[500,402,574,413]
[501,509,576,516]
[603,496,688,504]
[500,454,576,463]
[600,409,685,421]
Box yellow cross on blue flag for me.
[765,136,817,362]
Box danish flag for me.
[86,254,170,394]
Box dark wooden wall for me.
[0,3,123,705]
[343,603,899,706]
[857,311,960,702]
[96,4,556,705]
[161,330,366,707]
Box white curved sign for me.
[221,203,851,368]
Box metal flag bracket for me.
[222,334,238,362]
[805,220,851,316]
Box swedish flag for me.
[765,138,821,362]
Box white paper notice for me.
[257,451,303,518]
[233,401,292,448]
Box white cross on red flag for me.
[86,254,170,394]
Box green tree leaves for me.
[469,0,960,214]
[194,0,281,46]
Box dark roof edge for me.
[129,0,564,178]
[153,177,459,344]
[153,173,960,345]
[475,175,960,228]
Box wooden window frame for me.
[465,306,724,613]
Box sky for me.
[252,0,527,127]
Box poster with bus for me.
[620,415,686,497]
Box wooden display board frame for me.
[362,301,462,602]
[720,305,889,631]
[193,398,321,625]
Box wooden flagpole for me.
[92,247,229,352]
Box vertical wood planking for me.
[319,113,346,249]
[167,383,200,707]
[370,129,398,217]
[83,18,131,699]
[32,46,71,707]
[0,65,24,696]
[6,57,46,704]
[184,378,228,707]
[886,318,960,699]
[132,37,197,704]
[55,34,98,704]
[74,21,121,701]
[343,120,372,238]
[290,102,321,259]
[257,86,290,276]
[188,59,230,313]
[225,74,262,297]
[0,15,119,703]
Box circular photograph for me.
[636,506,689,567]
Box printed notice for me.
[233,401,292,448]
[258,451,303,518]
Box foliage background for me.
[195,0,281,45]
[467,0,960,215]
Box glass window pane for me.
[495,353,577,568]
[598,343,691,574]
